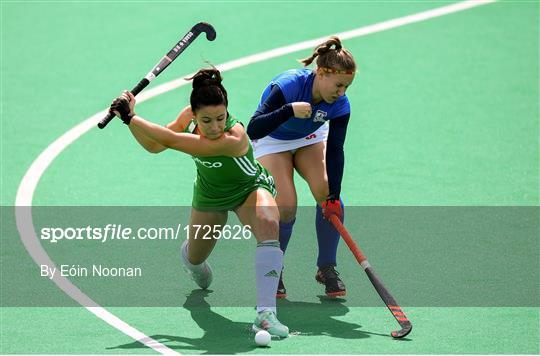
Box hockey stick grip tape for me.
[97,78,150,129]
[97,111,116,129]
[329,215,367,264]
[131,78,150,96]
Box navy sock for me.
[278,219,295,253]
[315,199,344,267]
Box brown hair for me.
[299,36,356,73]
[186,68,228,113]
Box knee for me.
[279,206,297,222]
[254,215,280,242]
[313,186,329,204]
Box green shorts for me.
[191,165,276,212]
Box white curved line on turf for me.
[14,0,495,354]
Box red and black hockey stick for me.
[329,215,412,338]
[98,22,216,129]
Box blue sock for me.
[279,219,295,254]
[315,199,344,267]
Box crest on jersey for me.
[313,110,327,123]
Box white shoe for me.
[252,310,289,338]
[181,240,213,289]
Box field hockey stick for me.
[329,214,412,338]
[97,22,216,129]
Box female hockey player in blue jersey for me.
[247,36,357,298]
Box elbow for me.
[247,115,266,140]
[251,133,265,140]
[246,121,256,139]
[146,146,165,154]
[222,136,249,157]
[246,124,264,140]
[143,141,167,154]
[246,126,258,140]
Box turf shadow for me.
[107,289,267,354]
[277,296,371,340]
[108,291,374,353]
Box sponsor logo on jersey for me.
[313,110,327,123]
[193,157,223,168]
[305,133,317,140]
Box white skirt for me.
[252,122,329,159]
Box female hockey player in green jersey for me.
[109,68,289,338]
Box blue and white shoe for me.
[181,240,213,289]
[252,310,289,338]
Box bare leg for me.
[234,189,289,337]
[185,208,228,264]
[258,152,297,222]
[294,141,329,204]
[180,208,228,290]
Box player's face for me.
[317,71,355,103]
[194,104,228,140]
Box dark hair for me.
[186,68,228,113]
[299,36,356,73]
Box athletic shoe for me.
[252,310,289,338]
[315,265,346,297]
[181,240,213,289]
[276,272,287,299]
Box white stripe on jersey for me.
[258,172,277,195]
[233,157,257,176]
[239,156,258,173]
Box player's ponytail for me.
[300,36,356,74]
[187,68,228,113]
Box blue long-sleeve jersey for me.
[247,68,351,197]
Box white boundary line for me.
[13,1,495,354]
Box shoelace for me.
[320,266,340,280]
[261,311,277,323]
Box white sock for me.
[255,240,283,314]
[181,241,205,271]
